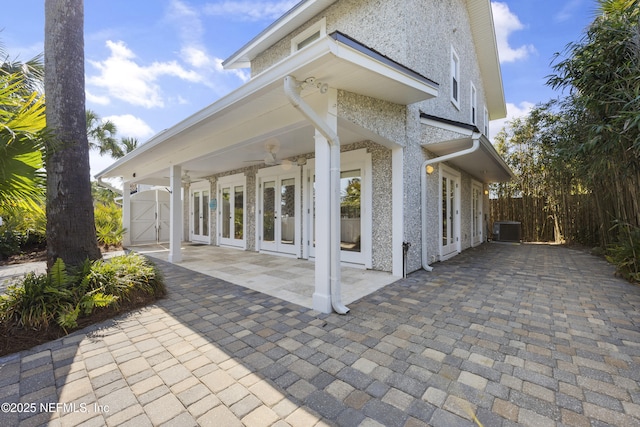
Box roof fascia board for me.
[420,114,513,179]
[479,134,513,178]
[330,32,438,89]
[465,0,506,119]
[330,36,439,98]
[420,114,476,135]
[223,0,337,69]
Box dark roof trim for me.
[420,112,480,133]
[331,31,439,89]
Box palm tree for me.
[45,0,101,268]
[119,136,138,156]
[1,40,44,94]
[86,109,124,158]
[0,42,46,213]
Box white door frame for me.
[217,173,247,249]
[190,182,211,244]
[302,149,372,268]
[439,164,461,260]
[256,165,301,257]
[471,180,484,247]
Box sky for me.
[1,0,597,177]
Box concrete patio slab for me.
[1,243,639,426]
[128,243,397,309]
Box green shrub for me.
[0,205,46,259]
[0,259,115,331]
[0,253,164,333]
[0,229,23,259]
[94,202,125,249]
[606,222,640,284]
[89,253,166,304]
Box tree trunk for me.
[44,0,101,269]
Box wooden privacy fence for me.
[489,194,600,245]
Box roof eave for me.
[96,34,438,181]
[466,0,506,120]
[223,0,338,69]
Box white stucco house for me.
[96,0,512,313]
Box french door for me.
[440,167,460,259]
[218,174,246,248]
[257,168,300,256]
[190,185,210,243]
[303,149,372,268]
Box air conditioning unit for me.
[492,221,522,243]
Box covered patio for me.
[97,30,440,314]
[128,243,397,310]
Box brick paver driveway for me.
[1,243,639,426]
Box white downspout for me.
[421,133,481,271]
[284,75,349,314]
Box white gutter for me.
[284,75,349,314]
[421,133,481,271]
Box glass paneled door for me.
[258,169,300,256]
[303,149,372,268]
[190,186,210,243]
[440,167,460,259]
[308,169,364,264]
[218,175,245,248]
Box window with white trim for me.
[483,107,489,136]
[291,18,326,53]
[450,46,460,108]
[470,83,477,125]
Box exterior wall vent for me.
[492,221,522,243]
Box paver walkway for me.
[1,243,639,426]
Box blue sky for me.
[2,0,596,175]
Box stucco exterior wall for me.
[245,0,498,273]
[251,0,409,78]
[251,0,490,137]
[405,0,488,131]
[336,91,404,272]
[340,142,393,272]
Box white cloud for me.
[104,114,154,140]
[86,89,111,106]
[203,0,298,21]
[87,40,202,108]
[490,101,535,141]
[491,2,536,63]
[166,0,250,83]
[90,151,117,177]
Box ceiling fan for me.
[245,142,281,165]
[246,144,307,168]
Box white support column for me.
[168,164,182,263]
[122,182,131,247]
[313,131,332,313]
[391,146,404,277]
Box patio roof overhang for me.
[96,32,439,186]
[420,114,513,183]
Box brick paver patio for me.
[1,243,639,426]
